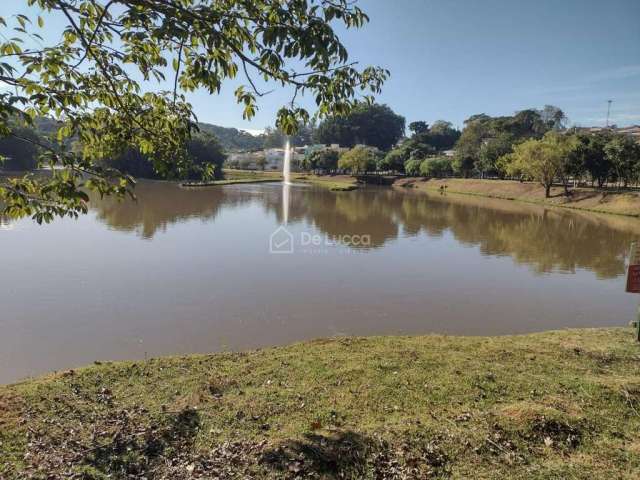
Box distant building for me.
[226,151,265,170]
[307,143,347,153]
[228,143,350,170]
[575,125,640,143]
[616,125,640,142]
[263,147,306,169]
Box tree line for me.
[0,120,227,181]
[299,103,640,198]
[100,132,226,181]
[4,102,639,198]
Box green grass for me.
[293,174,360,191]
[2,328,639,478]
[181,170,359,191]
[328,185,358,191]
[182,169,283,186]
[183,177,281,186]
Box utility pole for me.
[606,100,613,127]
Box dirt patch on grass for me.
[18,405,203,478]
[17,413,454,479]
[497,400,581,424]
[0,391,22,426]
[526,415,585,450]
[627,440,640,454]
[263,431,450,479]
[493,402,587,452]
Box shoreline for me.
[2,327,639,478]
[181,170,360,191]
[182,177,281,187]
[184,171,640,218]
[394,177,640,218]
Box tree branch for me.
[71,0,116,69]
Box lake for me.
[1,180,638,384]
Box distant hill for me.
[197,122,264,152]
[34,117,61,137]
[23,117,266,153]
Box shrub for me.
[404,158,422,176]
[302,149,339,172]
[338,145,380,174]
[419,157,453,178]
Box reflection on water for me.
[0,218,14,230]
[93,182,256,239]
[92,181,637,278]
[282,183,290,225]
[1,180,639,384]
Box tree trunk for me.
[545,183,551,198]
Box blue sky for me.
[346,0,640,129]
[2,0,639,132]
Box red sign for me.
[626,264,640,293]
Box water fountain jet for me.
[283,138,292,186]
[281,138,292,224]
[282,182,290,225]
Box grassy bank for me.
[182,170,359,191]
[2,328,639,478]
[395,178,640,217]
[182,169,282,187]
[294,173,359,191]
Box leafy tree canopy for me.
[408,121,429,135]
[569,131,613,188]
[338,144,380,174]
[477,132,515,177]
[381,120,460,175]
[411,120,460,152]
[419,156,452,178]
[379,147,407,173]
[99,132,226,180]
[404,158,422,176]
[502,131,576,197]
[301,148,339,172]
[315,103,405,151]
[453,106,564,177]
[604,134,640,187]
[0,0,387,222]
[398,136,436,160]
[539,105,568,131]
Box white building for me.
[228,143,348,170]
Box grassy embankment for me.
[182,169,283,186]
[185,174,640,215]
[182,169,359,191]
[293,173,359,191]
[396,178,640,217]
[2,328,639,478]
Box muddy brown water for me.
[1,181,638,384]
